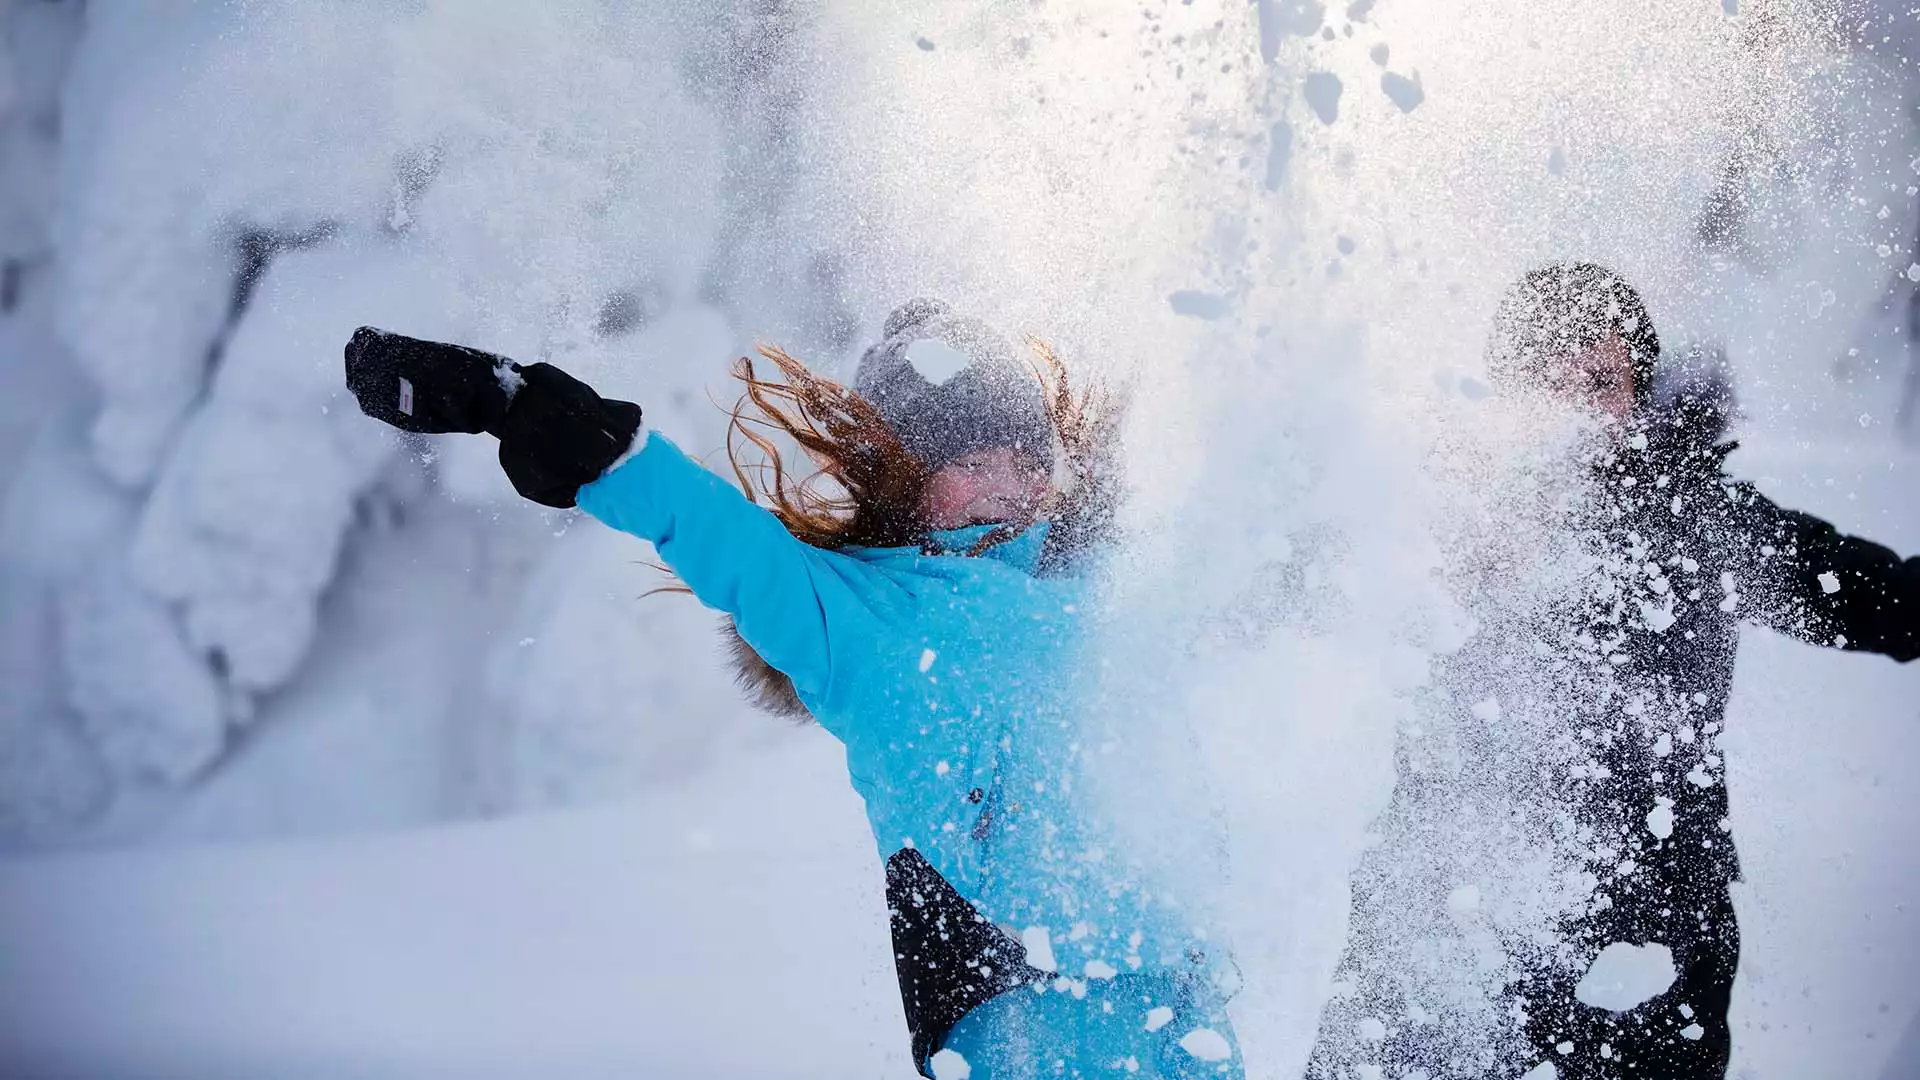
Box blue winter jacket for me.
[576,433,1211,980]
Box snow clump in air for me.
[1573,941,1677,1011]
[1178,1027,1234,1062]
[929,1047,972,1080]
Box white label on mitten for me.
[398,377,415,416]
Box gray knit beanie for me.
[853,298,1055,473]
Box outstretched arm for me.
[1738,485,1920,662]
[343,327,852,701]
[575,434,848,701]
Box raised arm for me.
[575,433,844,700]
[343,327,859,702]
[1736,484,1920,663]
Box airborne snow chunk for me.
[1178,1027,1234,1062]
[1168,290,1232,320]
[1639,599,1676,634]
[1381,71,1424,113]
[1256,0,1325,61]
[905,340,969,387]
[1647,797,1675,839]
[930,1047,972,1079]
[1021,925,1058,972]
[1303,71,1343,125]
[1574,941,1677,1011]
[1265,121,1294,191]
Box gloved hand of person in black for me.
[344,327,643,509]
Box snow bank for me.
[0,572,106,837]
[0,0,79,266]
[30,0,743,810]
[0,735,912,1079]
[474,508,779,810]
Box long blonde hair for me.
[723,340,1123,565]
[699,339,1121,718]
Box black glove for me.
[343,326,518,435]
[494,362,643,509]
[343,327,643,509]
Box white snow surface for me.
[0,2,1916,1080]
[0,734,912,1080]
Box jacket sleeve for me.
[1735,484,1920,662]
[574,433,873,702]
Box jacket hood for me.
[917,521,1051,573]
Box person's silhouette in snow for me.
[1308,263,1920,1080]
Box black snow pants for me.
[1509,883,1738,1079]
[1304,865,1740,1080]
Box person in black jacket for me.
[1307,263,1920,1080]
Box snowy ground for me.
[0,732,915,1080]
[0,577,1914,1079]
[0,2,1917,1078]
[1722,446,1920,1080]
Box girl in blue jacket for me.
[344,300,1243,1079]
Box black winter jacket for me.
[1306,425,1917,1080]
[1570,430,1917,915]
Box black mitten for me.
[343,326,642,509]
[494,362,644,509]
[344,326,518,435]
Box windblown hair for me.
[723,344,931,552]
[711,340,1124,718]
